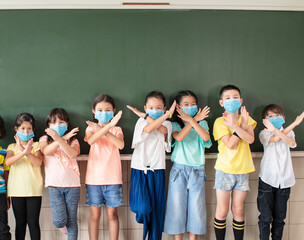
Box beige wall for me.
[7,153,304,239]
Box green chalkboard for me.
[0,9,303,153]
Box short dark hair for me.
[15,113,35,130]
[145,91,166,106]
[262,104,285,119]
[220,84,241,99]
[0,115,6,139]
[92,94,116,110]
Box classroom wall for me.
[7,153,304,240]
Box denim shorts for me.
[86,184,124,208]
[214,170,250,192]
[164,163,207,235]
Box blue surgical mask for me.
[182,106,198,117]
[224,99,241,114]
[16,131,34,141]
[268,116,285,129]
[95,111,114,123]
[50,124,68,137]
[146,109,164,120]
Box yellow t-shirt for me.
[7,142,43,197]
[213,116,257,174]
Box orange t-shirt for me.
[85,126,123,185]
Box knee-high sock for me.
[214,218,226,240]
[233,219,245,240]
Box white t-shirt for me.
[131,118,172,172]
[259,129,296,188]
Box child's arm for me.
[263,119,296,147]
[173,106,210,142]
[44,128,79,159]
[224,107,255,144]
[5,138,42,167]
[269,112,304,143]
[85,111,122,146]
[143,101,176,134]
[40,128,79,155]
[4,170,10,209]
[105,132,124,150]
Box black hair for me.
[220,84,241,99]
[15,113,35,130]
[46,108,75,144]
[0,115,6,139]
[92,94,116,122]
[262,104,285,119]
[174,90,198,128]
[145,91,166,106]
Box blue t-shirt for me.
[171,121,212,166]
[0,149,8,194]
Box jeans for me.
[48,187,80,240]
[257,178,290,240]
[11,197,41,240]
[0,193,11,240]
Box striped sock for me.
[214,218,226,240]
[233,219,245,240]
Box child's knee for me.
[232,205,244,218]
[107,209,118,221]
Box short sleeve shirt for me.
[131,118,172,171]
[213,116,256,174]
[0,146,9,194]
[171,121,212,166]
[7,142,43,197]
[259,129,296,188]
[85,126,123,185]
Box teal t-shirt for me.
[171,121,212,166]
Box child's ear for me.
[113,108,116,114]
[14,126,17,132]
[144,106,147,112]
[219,99,224,107]
[240,98,244,105]
[92,109,95,115]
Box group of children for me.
[0,84,303,240]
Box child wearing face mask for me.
[39,108,80,240]
[84,94,124,240]
[258,105,304,240]
[213,85,256,240]
[127,91,175,240]
[6,113,43,240]
[163,90,212,240]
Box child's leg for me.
[11,197,27,240]
[214,189,230,240]
[89,206,102,240]
[129,169,151,240]
[271,187,290,239]
[106,207,119,240]
[189,232,197,240]
[48,187,68,229]
[257,178,274,240]
[163,165,187,236]
[26,197,42,240]
[231,190,247,240]
[0,194,11,240]
[65,187,80,240]
[147,170,166,240]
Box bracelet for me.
[166,110,172,118]
[233,131,240,139]
[144,113,149,120]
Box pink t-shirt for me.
[39,136,81,188]
[85,126,123,185]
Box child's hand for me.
[293,111,304,126]
[86,121,102,131]
[240,106,249,129]
[126,105,145,118]
[62,127,79,141]
[109,111,122,127]
[23,138,33,155]
[223,111,237,128]
[263,119,276,133]
[176,107,192,123]
[168,101,177,116]
[14,135,25,152]
[194,106,210,122]
[45,128,61,141]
